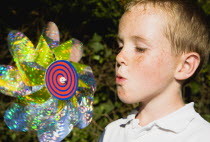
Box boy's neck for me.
[136,83,185,126]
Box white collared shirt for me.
[99,103,210,142]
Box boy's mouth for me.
[116,74,126,84]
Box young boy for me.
[99,0,210,141]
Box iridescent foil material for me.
[0,65,44,96]
[1,22,96,142]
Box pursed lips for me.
[116,74,127,84]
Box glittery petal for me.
[80,66,96,91]
[67,100,79,126]
[72,38,83,50]
[7,31,35,63]
[4,103,28,131]
[23,62,46,71]
[26,97,58,131]
[4,97,58,131]
[76,88,94,128]
[34,35,56,68]
[71,62,87,74]
[16,62,45,86]
[0,65,44,97]
[76,65,96,128]
[0,65,22,96]
[37,104,74,142]
[69,38,83,62]
[17,87,51,105]
[52,40,72,60]
[42,21,60,49]
[7,31,39,86]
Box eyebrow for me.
[131,35,150,44]
[116,35,151,45]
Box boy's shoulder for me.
[187,104,210,131]
[184,114,210,142]
[190,112,210,133]
[153,102,210,135]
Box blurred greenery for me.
[0,0,209,142]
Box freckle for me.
[136,55,143,63]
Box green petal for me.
[71,62,87,73]
[17,62,46,86]
[52,39,72,60]
[34,35,56,68]
[8,31,35,63]
[16,87,51,105]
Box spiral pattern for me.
[45,60,78,100]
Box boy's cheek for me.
[135,54,144,62]
[132,64,164,85]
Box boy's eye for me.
[135,47,147,53]
[116,46,123,53]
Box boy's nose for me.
[116,48,127,66]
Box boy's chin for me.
[117,87,141,104]
[118,94,139,104]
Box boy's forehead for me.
[127,3,164,15]
[120,4,168,30]
[121,4,169,26]
[119,4,170,36]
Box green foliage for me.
[199,0,210,14]
[85,33,114,64]
[0,0,210,142]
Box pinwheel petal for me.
[70,38,83,62]
[0,65,23,96]
[0,65,44,97]
[7,31,35,63]
[17,87,51,105]
[17,62,46,86]
[4,103,28,131]
[52,40,72,61]
[76,91,93,128]
[42,21,60,49]
[34,35,56,68]
[78,66,96,91]
[76,65,96,128]
[4,97,59,131]
[37,104,74,142]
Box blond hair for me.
[125,0,209,80]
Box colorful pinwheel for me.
[0,22,96,142]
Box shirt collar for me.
[155,102,197,133]
[125,102,197,133]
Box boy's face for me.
[116,6,179,104]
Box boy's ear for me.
[174,52,200,81]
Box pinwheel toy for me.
[0,22,96,142]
